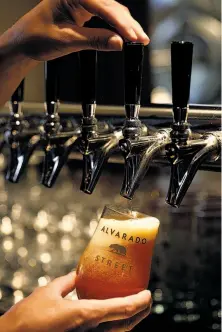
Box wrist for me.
[0,24,38,71]
[0,24,38,106]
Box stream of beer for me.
[127,199,133,216]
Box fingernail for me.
[141,32,150,44]
[142,289,152,301]
[129,28,138,40]
[108,35,123,51]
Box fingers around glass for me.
[94,307,151,332]
[49,272,77,297]
[79,290,151,324]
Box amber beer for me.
[76,206,160,299]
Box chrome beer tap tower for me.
[4,79,40,183]
[0,41,221,208]
[119,42,171,200]
[76,50,123,194]
[120,41,221,207]
[165,42,221,207]
[40,59,80,188]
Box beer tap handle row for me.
[120,41,221,207]
[0,43,220,209]
[42,51,99,189]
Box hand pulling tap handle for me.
[171,41,193,124]
[79,50,97,118]
[124,42,144,119]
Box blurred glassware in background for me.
[0,157,220,331]
[149,0,221,104]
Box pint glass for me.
[76,206,160,299]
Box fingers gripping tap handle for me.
[79,50,97,118]
[171,41,193,123]
[124,42,144,118]
[44,59,58,115]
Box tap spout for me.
[120,129,171,199]
[78,129,122,194]
[41,58,75,188]
[166,132,221,207]
[5,132,40,183]
[5,79,41,183]
[41,129,80,188]
[77,50,123,194]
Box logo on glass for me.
[109,244,127,256]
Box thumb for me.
[49,271,77,297]
[62,26,123,51]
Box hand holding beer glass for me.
[76,206,160,300]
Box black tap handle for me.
[79,50,97,117]
[171,41,193,123]
[11,80,25,104]
[124,42,144,108]
[44,59,58,115]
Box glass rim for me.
[103,204,147,219]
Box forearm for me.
[0,26,38,108]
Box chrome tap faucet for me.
[166,41,221,208]
[4,80,40,183]
[76,50,122,194]
[119,42,171,200]
[41,59,80,188]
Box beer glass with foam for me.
[76,206,160,299]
